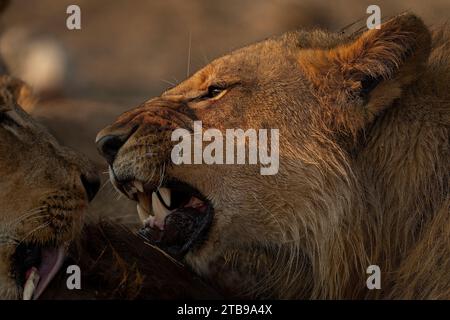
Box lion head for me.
[0,75,100,299]
[96,14,449,299]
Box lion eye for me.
[203,85,225,99]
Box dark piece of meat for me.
[138,207,205,259]
[40,220,222,300]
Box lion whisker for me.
[186,30,192,78]
[98,178,111,193]
[17,222,51,246]
[5,207,48,229]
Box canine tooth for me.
[137,204,149,223]
[23,268,40,300]
[158,188,171,207]
[134,181,144,193]
[152,192,171,229]
[137,192,151,214]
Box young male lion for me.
[96,14,449,299]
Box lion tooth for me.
[152,192,171,230]
[23,267,40,300]
[158,188,171,207]
[137,192,151,214]
[134,181,144,193]
[137,204,149,223]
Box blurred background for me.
[1,0,449,220]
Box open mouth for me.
[116,177,214,259]
[12,242,67,300]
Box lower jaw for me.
[13,244,68,300]
[118,179,215,260]
[138,203,214,260]
[185,242,310,299]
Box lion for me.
[0,73,100,299]
[96,14,450,299]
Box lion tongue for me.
[151,190,172,230]
[22,246,66,300]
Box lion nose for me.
[96,134,128,165]
[96,126,137,165]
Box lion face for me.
[0,76,100,299]
[96,40,312,290]
[97,14,433,298]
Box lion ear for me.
[302,14,431,119]
[0,77,35,113]
[13,80,35,113]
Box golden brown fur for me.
[0,74,99,299]
[97,14,449,299]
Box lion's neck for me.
[355,75,449,297]
[305,64,449,299]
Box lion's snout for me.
[96,98,193,166]
[96,125,138,165]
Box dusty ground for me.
[1,0,449,222]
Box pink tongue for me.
[32,246,66,300]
